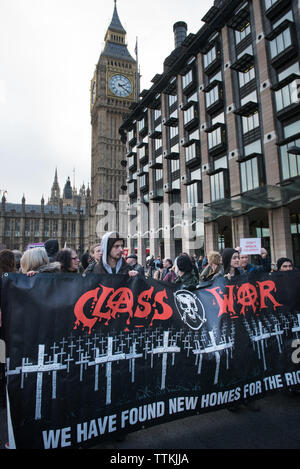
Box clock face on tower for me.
[109,74,132,97]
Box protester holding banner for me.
[84,244,102,274]
[199,251,222,283]
[237,247,271,273]
[277,257,294,271]
[20,247,61,275]
[91,231,138,277]
[216,247,244,280]
[174,254,198,290]
[126,254,145,276]
[56,248,79,273]
[0,249,17,409]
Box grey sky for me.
[0,0,213,204]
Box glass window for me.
[273,10,293,29]
[204,46,217,69]
[168,94,177,106]
[155,169,163,181]
[182,69,193,89]
[187,183,200,206]
[280,138,300,180]
[214,155,227,170]
[211,112,225,125]
[242,112,259,134]
[275,81,298,111]
[209,70,222,83]
[240,157,259,192]
[278,62,300,81]
[235,23,251,44]
[237,45,253,59]
[239,66,255,88]
[206,85,219,108]
[169,126,178,139]
[154,109,161,120]
[265,0,279,10]
[244,139,262,156]
[185,143,198,162]
[171,159,180,173]
[210,171,225,202]
[284,120,300,138]
[154,138,162,150]
[184,106,196,125]
[208,127,222,149]
[241,90,257,106]
[270,28,292,59]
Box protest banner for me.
[240,238,261,255]
[1,270,300,449]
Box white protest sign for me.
[240,238,261,255]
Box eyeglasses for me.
[71,256,79,260]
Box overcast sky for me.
[0,0,214,204]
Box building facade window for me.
[208,126,223,149]
[203,46,217,69]
[182,69,193,90]
[242,112,260,134]
[239,66,255,87]
[280,137,300,180]
[185,142,199,163]
[277,62,300,81]
[270,28,292,59]
[275,80,298,111]
[187,182,201,206]
[206,85,219,108]
[240,157,260,193]
[235,23,251,44]
[265,0,280,10]
[210,171,225,202]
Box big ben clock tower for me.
[90,0,136,244]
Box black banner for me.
[1,270,300,449]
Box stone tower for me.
[89,1,137,245]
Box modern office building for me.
[119,0,300,267]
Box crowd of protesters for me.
[0,233,298,414]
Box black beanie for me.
[177,255,192,273]
[277,257,292,271]
[222,248,239,275]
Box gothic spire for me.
[108,0,126,34]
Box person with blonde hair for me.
[84,244,102,274]
[199,250,222,282]
[20,247,60,274]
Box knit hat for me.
[44,239,59,261]
[127,254,137,260]
[176,255,193,273]
[222,248,239,275]
[277,257,293,271]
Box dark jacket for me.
[91,232,131,275]
[199,264,222,282]
[92,258,131,275]
[37,262,61,273]
[174,270,199,291]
